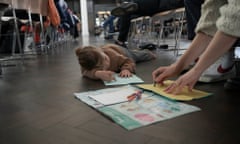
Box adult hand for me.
[152,64,181,85]
[95,70,115,81]
[164,68,202,94]
[119,69,132,77]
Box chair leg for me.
[0,5,9,75]
[12,8,24,57]
[174,10,185,56]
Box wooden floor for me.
[0,36,240,144]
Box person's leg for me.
[124,49,156,63]
[103,16,115,39]
[112,0,184,16]
[111,1,138,16]
[116,14,132,46]
[184,0,204,40]
[156,0,184,12]
[102,17,110,30]
[133,0,160,16]
[108,16,116,33]
[111,0,160,17]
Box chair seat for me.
[4,9,28,19]
[0,3,8,10]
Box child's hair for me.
[75,46,104,70]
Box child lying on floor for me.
[75,44,155,81]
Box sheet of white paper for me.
[104,74,144,86]
[89,87,137,105]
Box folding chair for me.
[127,16,151,49]
[0,0,33,74]
[151,7,186,56]
[28,0,48,54]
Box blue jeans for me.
[103,15,116,33]
[184,0,204,40]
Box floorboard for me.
[0,36,240,144]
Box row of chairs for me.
[127,7,187,56]
[0,0,73,75]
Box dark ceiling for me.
[94,0,116,4]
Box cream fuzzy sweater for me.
[196,0,240,37]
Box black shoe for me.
[115,40,127,48]
[111,2,138,16]
[159,44,168,49]
[224,77,240,90]
[104,35,113,40]
[139,43,157,50]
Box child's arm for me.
[82,69,115,81]
[118,56,136,76]
[95,70,115,81]
[101,46,136,77]
[119,69,132,77]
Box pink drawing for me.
[135,113,155,122]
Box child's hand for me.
[119,69,132,77]
[95,70,115,81]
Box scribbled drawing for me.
[119,103,141,112]
[127,107,141,111]
[163,109,172,113]
[143,98,155,103]
[157,101,169,109]
[156,114,164,118]
[149,107,162,114]
[126,105,141,112]
[170,106,180,111]
[134,113,155,122]
[120,104,128,108]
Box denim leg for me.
[184,0,204,40]
[103,15,116,33]
[108,16,116,33]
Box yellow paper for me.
[136,80,211,101]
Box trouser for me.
[184,0,204,40]
[117,0,184,42]
[103,15,116,33]
[121,47,153,63]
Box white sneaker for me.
[234,46,240,60]
[198,51,235,83]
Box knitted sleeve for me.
[195,0,225,36]
[196,0,240,37]
[216,0,240,37]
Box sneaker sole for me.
[198,71,235,83]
